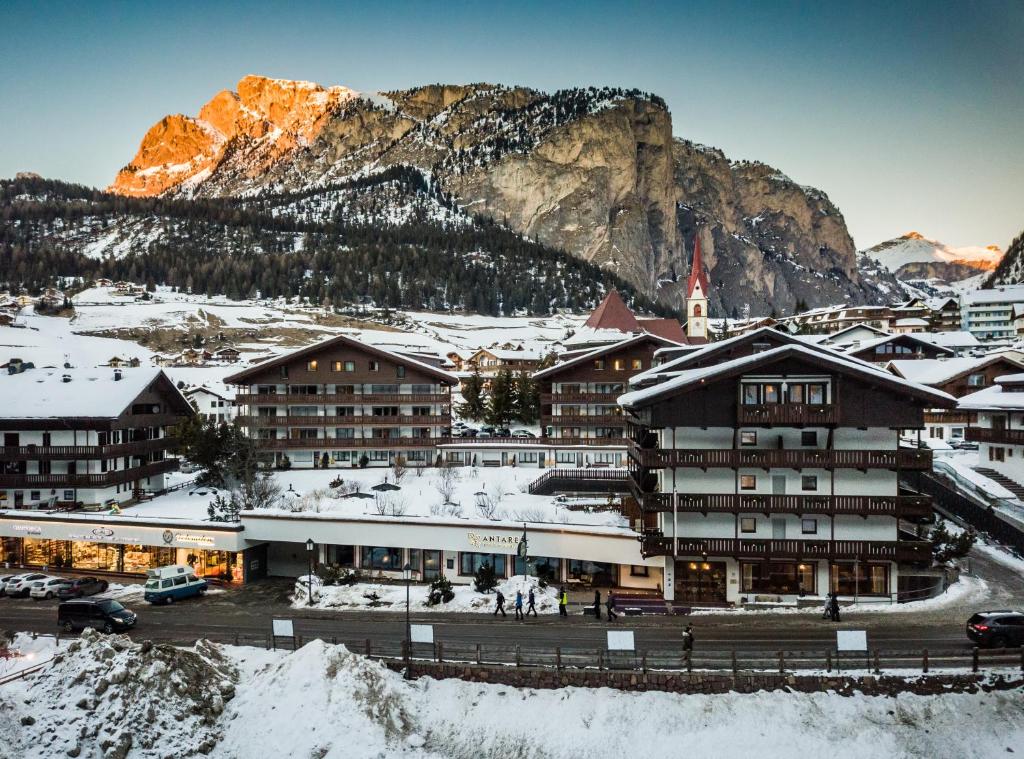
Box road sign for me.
[410,624,434,644]
[607,630,635,651]
[272,619,294,638]
[836,630,867,651]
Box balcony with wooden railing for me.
[924,410,972,424]
[965,427,1024,445]
[256,437,442,450]
[544,415,626,427]
[0,459,179,489]
[737,403,839,425]
[628,444,932,471]
[639,536,932,563]
[237,415,450,428]
[635,492,931,518]
[541,392,622,404]
[0,437,172,461]
[235,392,450,405]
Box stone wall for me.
[387,660,1024,696]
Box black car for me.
[58,598,137,634]
[966,610,1024,648]
[57,576,110,600]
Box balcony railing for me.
[256,437,441,449]
[545,415,626,426]
[635,492,931,518]
[639,536,932,563]
[541,392,622,404]
[737,403,838,425]
[235,393,449,405]
[965,427,1024,445]
[0,459,179,489]
[0,438,171,461]
[924,411,972,424]
[629,444,932,471]
[237,415,450,428]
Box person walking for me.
[558,587,568,617]
[822,593,833,620]
[593,589,602,620]
[830,594,841,622]
[494,589,506,618]
[682,624,695,662]
[526,588,538,617]
[605,591,618,622]
[514,590,524,621]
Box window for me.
[740,517,757,533]
[556,451,578,464]
[518,451,539,463]
[361,546,402,570]
[801,475,818,491]
[831,563,889,596]
[968,373,986,387]
[789,384,804,403]
[801,430,817,446]
[307,360,318,371]
[762,384,781,403]
[369,361,380,372]
[514,555,560,581]
[740,431,757,446]
[742,384,759,405]
[280,365,288,379]
[630,565,649,577]
[631,359,643,370]
[460,552,506,576]
[397,365,406,378]
[30,491,40,501]
[741,562,815,594]
[740,475,757,490]
[807,383,826,404]
[593,359,605,370]
[332,451,352,462]
[801,519,818,535]
[567,560,614,586]
[333,361,355,372]
[613,359,625,371]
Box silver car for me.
[4,573,49,598]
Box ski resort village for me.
[2,6,1024,754]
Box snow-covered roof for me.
[844,333,955,356]
[533,333,684,380]
[916,331,980,349]
[958,384,1024,411]
[619,343,956,409]
[961,285,1024,306]
[886,355,1023,386]
[894,317,930,327]
[472,348,546,361]
[0,367,175,419]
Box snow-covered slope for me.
[863,232,1003,277]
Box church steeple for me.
[686,232,709,340]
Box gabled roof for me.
[533,333,685,380]
[637,317,687,343]
[958,380,1024,411]
[687,234,709,298]
[814,322,891,345]
[845,333,956,357]
[620,343,957,410]
[886,354,1024,386]
[583,290,641,333]
[224,334,458,385]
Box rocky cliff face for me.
[986,229,1024,286]
[109,75,888,314]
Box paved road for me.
[3,545,1021,669]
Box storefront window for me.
[328,545,355,567]
[567,560,614,586]
[514,555,560,582]
[361,546,402,571]
[459,552,506,576]
[408,549,422,573]
[830,563,889,596]
[740,562,815,595]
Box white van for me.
[143,565,208,604]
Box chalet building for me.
[890,318,929,334]
[213,347,241,363]
[466,347,546,376]
[927,297,961,332]
[961,373,1024,489]
[184,386,238,424]
[620,328,952,605]
[841,333,955,364]
[225,335,458,469]
[534,334,684,466]
[887,354,1024,442]
[0,368,191,510]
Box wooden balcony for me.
[0,459,179,489]
[636,492,931,518]
[737,403,838,425]
[235,393,450,405]
[256,437,441,450]
[924,410,972,424]
[639,536,932,563]
[0,438,171,461]
[237,415,450,428]
[965,427,1024,445]
[629,444,932,471]
[545,415,626,426]
[541,392,622,404]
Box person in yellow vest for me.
[558,587,568,617]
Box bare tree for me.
[436,462,460,504]
[475,492,499,519]
[242,473,283,511]
[392,455,408,485]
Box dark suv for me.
[966,610,1024,648]
[57,577,110,600]
[58,599,136,634]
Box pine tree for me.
[512,370,540,424]
[458,367,486,421]
[486,369,515,427]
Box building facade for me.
[962,373,1024,483]
[620,330,952,604]
[226,335,458,468]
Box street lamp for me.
[305,539,315,606]
[403,562,412,679]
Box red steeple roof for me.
[687,234,709,298]
[583,290,642,333]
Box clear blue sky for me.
[1,0,1021,249]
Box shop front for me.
[0,516,263,583]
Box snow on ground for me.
[0,310,152,368]
[2,633,1021,759]
[293,573,559,613]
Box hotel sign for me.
[12,524,42,535]
[467,532,521,550]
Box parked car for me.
[456,428,478,438]
[143,565,208,604]
[480,426,496,435]
[30,577,71,601]
[57,576,110,600]
[512,429,536,438]
[58,598,137,634]
[966,610,1024,648]
[0,574,19,596]
[4,573,49,598]
[476,431,493,439]
[496,427,511,437]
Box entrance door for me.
[674,560,727,603]
[772,519,787,540]
[771,475,787,495]
[423,550,442,581]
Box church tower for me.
[686,233,709,341]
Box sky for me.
[1,0,1021,250]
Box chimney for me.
[114,369,123,381]
[61,374,71,383]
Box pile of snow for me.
[293,573,560,613]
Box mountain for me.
[862,232,1003,287]
[985,229,1024,286]
[107,75,892,315]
